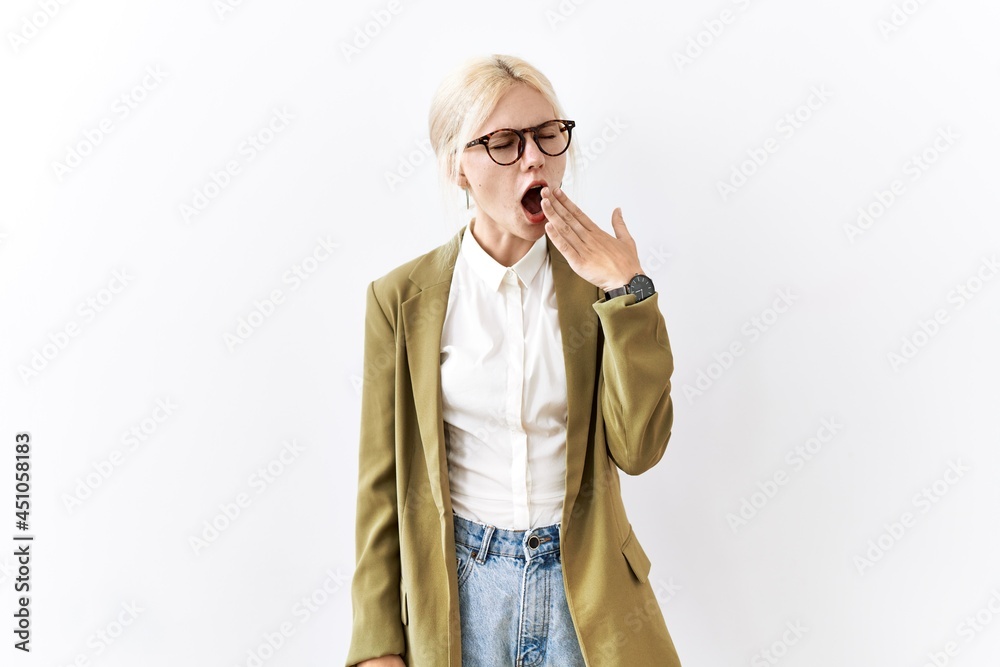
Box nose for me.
[520,131,545,169]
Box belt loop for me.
[476,525,495,563]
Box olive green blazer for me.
[346,224,682,666]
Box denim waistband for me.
[452,511,562,560]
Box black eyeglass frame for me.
[464,119,576,166]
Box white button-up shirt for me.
[440,220,568,530]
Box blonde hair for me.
[427,54,578,267]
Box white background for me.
[1,1,999,665]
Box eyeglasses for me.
[464,119,575,166]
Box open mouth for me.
[520,184,546,223]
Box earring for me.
[465,188,470,209]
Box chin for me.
[522,221,547,236]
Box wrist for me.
[602,268,643,293]
[603,270,655,303]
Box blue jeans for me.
[452,511,587,667]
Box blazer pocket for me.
[621,525,652,584]
[400,579,408,626]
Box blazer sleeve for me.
[346,280,405,666]
[592,290,675,476]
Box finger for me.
[611,207,632,239]
[541,193,584,246]
[550,187,599,232]
[541,188,589,248]
[544,220,583,263]
[541,187,578,225]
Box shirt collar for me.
[460,218,548,292]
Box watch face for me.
[629,274,655,301]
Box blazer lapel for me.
[401,224,600,531]
[401,234,457,522]
[548,235,600,528]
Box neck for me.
[469,217,540,267]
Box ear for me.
[453,150,471,189]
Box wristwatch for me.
[604,273,655,303]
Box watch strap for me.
[604,285,629,300]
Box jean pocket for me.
[455,542,478,589]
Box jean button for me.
[527,535,540,549]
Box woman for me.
[346,54,682,667]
